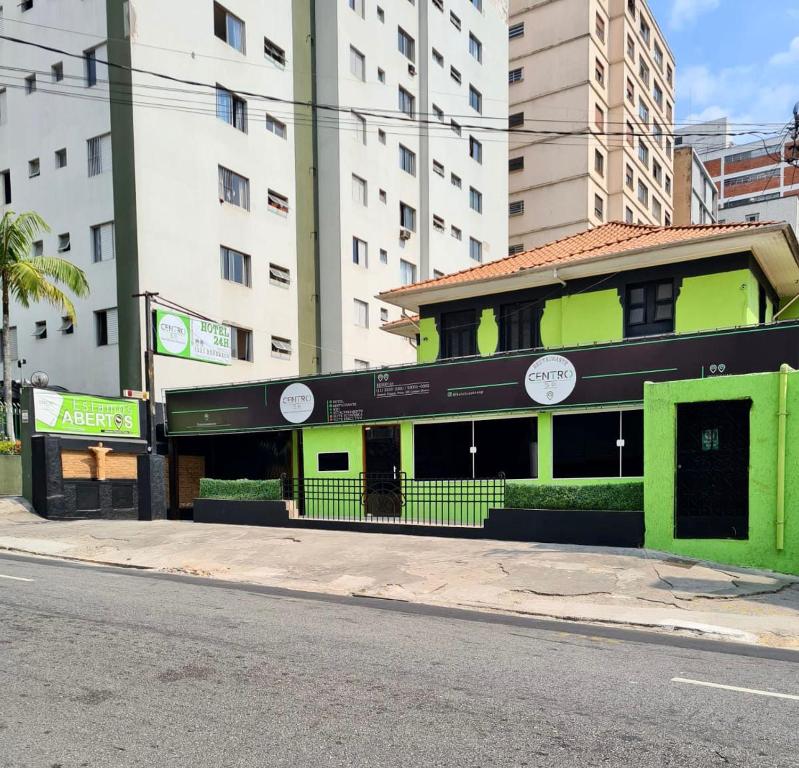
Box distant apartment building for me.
[0,0,508,398]
[507,0,675,252]
[672,146,718,225]
[718,196,799,239]
[675,117,729,155]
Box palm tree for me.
[0,211,89,441]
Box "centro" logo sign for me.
[524,354,577,405]
[279,382,315,424]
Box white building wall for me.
[0,1,119,394]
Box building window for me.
[271,336,292,360]
[639,16,650,44]
[625,206,634,224]
[450,66,462,84]
[509,156,524,172]
[213,3,245,53]
[267,189,290,214]
[665,175,672,194]
[639,58,649,86]
[469,136,482,163]
[263,36,286,65]
[625,164,634,189]
[399,144,416,175]
[653,160,662,184]
[470,0,482,10]
[500,302,540,352]
[595,59,605,86]
[400,259,416,285]
[626,121,634,147]
[432,160,444,177]
[652,196,662,222]
[377,5,385,21]
[666,139,672,159]
[400,202,416,231]
[350,46,365,80]
[451,225,462,241]
[594,194,604,220]
[220,245,251,286]
[469,237,482,262]
[378,248,388,265]
[25,74,36,94]
[84,48,97,87]
[553,410,643,478]
[595,13,605,42]
[637,180,649,205]
[468,85,482,113]
[230,326,253,361]
[60,316,74,335]
[627,34,635,59]
[441,309,476,359]
[653,42,663,69]
[433,215,445,232]
[626,78,635,103]
[653,81,663,108]
[269,263,291,287]
[638,140,649,165]
[57,233,71,253]
[594,149,604,176]
[354,299,369,328]
[398,27,415,61]
[638,98,649,124]
[450,120,462,136]
[380,308,389,323]
[594,105,604,132]
[265,113,287,138]
[665,212,672,226]
[652,121,663,146]
[508,67,523,84]
[216,85,248,132]
[32,240,43,257]
[379,189,387,203]
[468,33,482,62]
[218,165,250,209]
[432,0,443,11]
[352,236,368,267]
[377,67,385,83]
[51,62,63,82]
[469,187,482,213]
[509,22,524,39]
[91,222,115,262]
[318,452,350,472]
[451,173,462,188]
[509,200,524,216]
[377,128,386,144]
[0,89,6,126]
[432,48,444,67]
[666,64,673,86]
[352,174,367,205]
[0,170,10,205]
[28,158,40,179]
[20,0,34,10]
[508,244,524,256]
[625,280,674,338]
[449,11,461,30]
[33,320,47,340]
[348,0,364,17]
[509,112,524,128]
[745,213,760,223]
[398,86,415,117]
[95,308,118,346]
[87,133,111,177]
[55,148,67,169]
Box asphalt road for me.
[1,552,798,767]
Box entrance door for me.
[363,425,402,517]
[675,400,750,539]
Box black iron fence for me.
[280,472,505,528]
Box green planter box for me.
[0,454,22,496]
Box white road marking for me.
[0,573,33,582]
[672,677,799,701]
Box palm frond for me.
[24,256,90,298]
[0,211,50,268]
[7,261,78,320]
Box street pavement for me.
[1,552,798,767]
[1,499,798,648]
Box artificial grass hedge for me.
[198,478,282,501]
[504,482,643,511]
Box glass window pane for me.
[628,307,645,325]
[414,421,473,479]
[654,303,673,321]
[621,410,644,477]
[629,287,645,305]
[656,282,673,301]
[553,412,620,478]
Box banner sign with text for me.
[33,390,142,439]
[155,309,231,366]
[165,322,799,435]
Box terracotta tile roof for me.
[381,314,419,330]
[380,221,779,298]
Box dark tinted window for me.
[625,280,674,338]
[318,452,349,472]
[440,309,476,358]
[499,302,541,352]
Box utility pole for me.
[786,101,799,168]
[132,290,159,452]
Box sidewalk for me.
[1,498,798,648]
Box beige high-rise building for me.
[508,0,676,252]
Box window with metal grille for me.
[450,119,462,136]
[28,158,39,178]
[500,301,540,352]
[508,67,523,84]
[432,160,444,177]
[433,215,445,232]
[509,112,524,128]
[509,200,524,216]
[432,49,443,67]
[508,22,524,39]
[218,165,250,209]
[268,189,289,214]
[263,37,285,65]
[87,133,111,177]
[269,263,290,287]
[625,279,674,337]
[91,222,115,262]
[450,66,461,84]
[508,243,524,256]
[213,2,245,53]
[216,85,248,132]
[450,11,461,30]
[220,246,251,286]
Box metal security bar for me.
[280,473,505,528]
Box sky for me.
[647,0,799,142]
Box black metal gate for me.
[675,399,751,539]
[281,473,505,528]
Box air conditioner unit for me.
[399,228,412,240]
[408,63,416,76]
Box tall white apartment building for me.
[316,0,508,371]
[0,0,508,396]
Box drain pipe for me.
[776,364,792,551]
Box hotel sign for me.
[155,310,231,366]
[165,323,799,435]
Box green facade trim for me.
[675,270,758,334]
[417,317,439,363]
[477,308,499,356]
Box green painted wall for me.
[778,298,799,320]
[0,455,21,496]
[302,424,363,479]
[417,317,440,363]
[644,371,799,575]
[537,290,624,350]
[477,309,499,356]
[400,421,414,478]
[675,270,758,334]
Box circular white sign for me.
[158,313,189,355]
[524,354,577,405]
[279,382,315,424]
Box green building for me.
[166,222,799,575]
